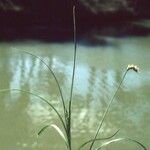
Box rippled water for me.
[0,37,150,149]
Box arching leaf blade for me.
[38,125,50,136]
[51,124,68,146]
[78,129,119,150]
[95,138,147,150]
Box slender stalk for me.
[69,5,77,108]
[89,70,128,150]
[67,5,77,150]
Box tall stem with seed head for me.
[89,65,139,150]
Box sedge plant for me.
[0,5,147,150]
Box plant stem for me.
[70,5,77,106]
[89,70,128,150]
[68,5,77,150]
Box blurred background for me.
[0,0,150,41]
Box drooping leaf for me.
[0,88,67,134]
[38,125,50,136]
[95,138,147,150]
[51,124,68,146]
[21,51,67,114]
[78,129,119,150]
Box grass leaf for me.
[95,138,147,150]
[21,51,67,118]
[78,129,119,150]
[38,125,50,136]
[51,124,68,146]
[0,88,67,134]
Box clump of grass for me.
[0,5,147,150]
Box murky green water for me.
[0,37,150,150]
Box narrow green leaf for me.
[51,124,67,145]
[0,88,67,134]
[95,138,147,150]
[38,125,50,136]
[78,129,119,150]
[21,51,67,115]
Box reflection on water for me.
[0,37,150,149]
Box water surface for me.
[0,37,150,149]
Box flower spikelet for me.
[127,64,139,73]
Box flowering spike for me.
[127,64,139,73]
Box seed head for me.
[127,64,139,73]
